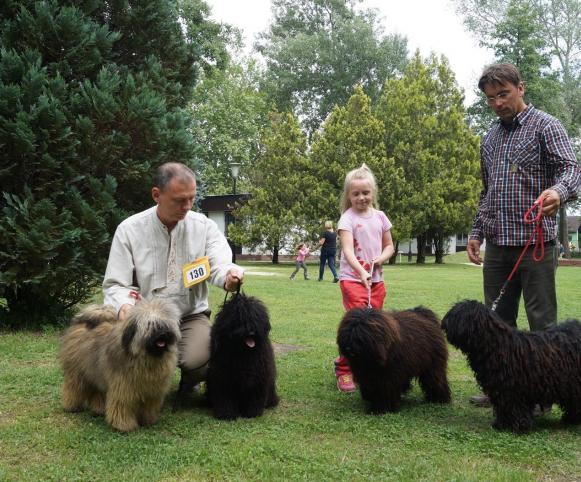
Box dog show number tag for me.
[182,256,211,288]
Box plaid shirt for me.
[470,105,581,246]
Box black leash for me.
[223,279,242,304]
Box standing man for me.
[103,162,244,397]
[467,63,581,406]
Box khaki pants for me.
[178,311,211,384]
[483,241,558,330]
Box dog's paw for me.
[240,407,265,419]
[213,410,239,421]
[492,418,532,434]
[63,405,85,413]
[110,418,139,432]
[266,393,279,409]
[138,411,160,427]
[106,411,139,432]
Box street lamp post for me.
[229,160,241,262]
[230,161,241,195]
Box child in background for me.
[289,243,310,280]
[334,164,395,392]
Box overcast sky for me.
[205,0,495,105]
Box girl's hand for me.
[359,269,372,289]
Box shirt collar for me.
[151,206,175,236]
[499,104,534,130]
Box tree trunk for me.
[416,233,426,264]
[389,240,399,265]
[433,230,445,264]
[272,245,279,264]
[559,205,571,259]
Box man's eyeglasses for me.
[485,91,510,103]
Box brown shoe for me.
[469,393,491,407]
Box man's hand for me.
[224,268,244,292]
[118,303,133,320]
[536,189,561,217]
[467,239,483,265]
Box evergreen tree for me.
[376,53,481,263]
[309,86,407,245]
[0,0,227,326]
[229,112,314,263]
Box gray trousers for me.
[483,241,558,330]
[290,261,308,279]
[178,311,211,383]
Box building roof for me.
[199,193,250,212]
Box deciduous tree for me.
[256,0,408,135]
[229,112,315,263]
[190,60,270,196]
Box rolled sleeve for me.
[204,219,243,289]
[543,121,581,202]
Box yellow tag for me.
[182,256,211,288]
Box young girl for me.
[289,243,310,280]
[334,164,395,392]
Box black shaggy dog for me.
[206,292,279,420]
[442,300,581,433]
[337,307,451,414]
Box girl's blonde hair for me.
[339,163,378,213]
[296,243,305,251]
[324,220,333,230]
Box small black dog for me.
[206,292,279,420]
[442,300,581,433]
[337,306,451,414]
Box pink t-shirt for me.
[296,246,309,262]
[338,208,392,283]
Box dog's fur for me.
[59,299,181,432]
[206,293,278,420]
[337,307,451,413]
[442,300,581,433]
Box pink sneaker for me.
[337,373,356,393]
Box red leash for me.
[490,198,545,312]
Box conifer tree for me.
[0,0,227,326]
[309,86,407,244]
[376,53,481,263]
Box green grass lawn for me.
[1,256,580,481]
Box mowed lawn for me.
[0,254,580,481]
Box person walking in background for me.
[334,164,395,392]
[466,63,581,407]
[318,221,339,282]
[289,243,310,280]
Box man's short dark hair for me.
[154,163,196,190]
[478,63,523,92]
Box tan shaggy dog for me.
[59,299,181,432]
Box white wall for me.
[208,211,225,234]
